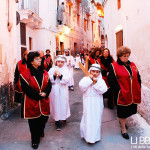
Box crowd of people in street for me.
[14,46,141,149]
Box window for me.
[57,0,59,7]
[98,20,101,37]
[29,37,32,50]
[77,2,80,14]
[87,15,89,30]
[116,30,123,49]
[69,5,71,16]
[60,42,64,54]
[87,20,89,30]
[20,23,26,45]
[77,14,80,26]
[84,19,87,32]
[117,0,121,10]
[74,43,77,57]
[101,34,105,46]
[21,0,24,9]
[92,22,94,42]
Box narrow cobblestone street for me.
[0,69,150,150]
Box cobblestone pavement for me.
[0,69,149,150]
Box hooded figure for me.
[64,49,75,91]
[74,54,81,69]
[48,55,71,131]
[79,64,107,143]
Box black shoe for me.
[55,121,62,131]
[121,131,129,139]
[56,126,61,131]
[32,143,39,149]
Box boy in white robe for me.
[74,54,81,69]
[79,64,107,143]
[64,49,75,91]
[49,55,71,131]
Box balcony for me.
[56,12,72,35]
[18,0,42,28]
[57,11,72,27]
[20,0,39,15]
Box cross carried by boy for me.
[79,56,90,76]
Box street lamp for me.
[64,26,71,34]
[97,9,104,18]
[91,1,104,18]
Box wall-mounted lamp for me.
[7,22,13,32]
[63,26,71,34]
[97,9,104,18]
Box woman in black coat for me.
[108,46,141,140]
[20,51,52,149]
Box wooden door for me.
[74,43,77,57]
[116,30,123,49]
[60,42,64,54]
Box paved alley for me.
[0,69,150,150]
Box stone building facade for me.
[103,0,150,123]
[17,0,104,59]
[0,0,103,117]
[0,0,18,118]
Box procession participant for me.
[20,51,51,149]
[57,2,65,25]
[49,55,71,131]
[83,48,89,62]
[39,50,52,72]
[79,64,107,144]
[108,46,141,139]
[14,50,28,103]
[39,50,45,68]
[74,54,81,69]
[89,47,101,66]
[57,50,63,55]
[64,49,75,91]
[99,48,115,109]
[44,49,53,72]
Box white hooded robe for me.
[79,75,107,143]
[65,55,75,87]
[74,56,81,69]
[49,66,71,121]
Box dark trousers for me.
[28,115,48,144]
[104,87,114,108]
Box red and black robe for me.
[14,59,28,103]
[20,66,51,119]
[108,59,141,106]
[43,54,53,71]
[14,59,28,92]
